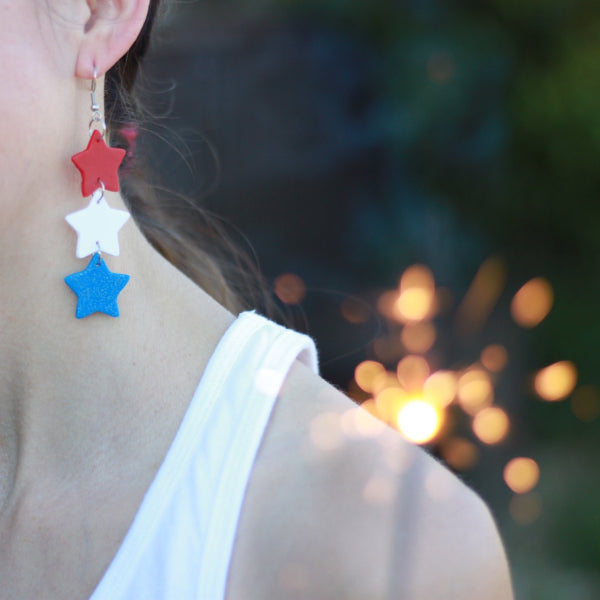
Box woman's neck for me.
[0,186,236,511]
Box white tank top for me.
[89,309,319,600]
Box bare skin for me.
[0,1,514,598]
[229,360,513,599]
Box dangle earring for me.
[65,68,131,319]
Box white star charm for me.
[65,190,131,258]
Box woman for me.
[0,1,513,598]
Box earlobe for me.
[75,0,151,79]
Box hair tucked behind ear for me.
[104,0,287,322]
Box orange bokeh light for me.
[394,288,434,322]
[511,277,554,328]
[480,344,508,373]
[472,407,510,444]
[372,371,401,394]
[440,437,479,471]
[274,273,307,304]
[401,322,437,354]
[457,369,493,415]
[504,457,540,494]
[393,265,436,323]
[397,355,430,391]
[423,370,457,408]
[400,264,435,292]
[534,361,577,401]
[377,290,399,320]
[375,387,407,424]
[354,360,385,393]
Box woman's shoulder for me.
[226,359,514,599]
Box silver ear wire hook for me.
[91,66,100,112]
[89,64,107,137]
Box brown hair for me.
[105,0,286,321]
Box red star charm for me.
[71,130,126,197]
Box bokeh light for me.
[457,368,494,415]
[394,265,436,322]
[440,437,479,471]
[472,407,510,444]
[274,273,306,304]
[401,322,436,354]
[534,361,578,401]
[423,370,457,407]
[345,378,369,404]
[394,288,434,322]
[396,398,442,444]
[354,360,385,393]
[373,371,402,394]
[375,387,407,425]
[511,277,554,328]
[504,457,540,494]
[400,264,435,292]
[397,355,430,391]
[480,344,508,373]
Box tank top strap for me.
[196,309,319,597]
[90,309,318,600]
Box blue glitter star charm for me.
[65,254,130,318]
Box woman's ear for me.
[75,0,151,79]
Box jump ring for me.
[89,114,107,137]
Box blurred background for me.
[139,1,600,597]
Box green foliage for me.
[549,473,600,571]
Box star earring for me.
[65,67,131,319]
